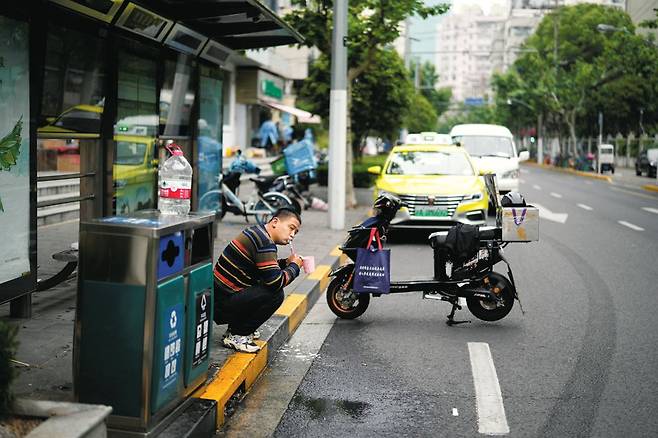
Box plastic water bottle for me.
[158,143,193,215]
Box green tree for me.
[410,60,452,116]
[300,49,414,148]
[495,4,658,156]
[286,0,449,206]
[436,104,502,133]
[404,91,438,133]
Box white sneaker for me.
[222,329,260,340]
[222,334,260,353]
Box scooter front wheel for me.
[326,268,370,319]
[254,192,293,225]
[466,272,515,322]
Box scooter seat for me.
[249,175,278,192]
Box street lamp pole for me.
[328,0,348,230]
[506,98,543,164]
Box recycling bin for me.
[73,211,215,435]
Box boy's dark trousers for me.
[214,283,284,336]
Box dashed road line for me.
[642,207,658,215]
[577,204,593,211]
[532,184,542,190]
[468,342,509,435]
[618,221,644,231]
[611,186,657,200]
[453,408,459,417]
[585,181,593,185]
[550,192,563,198]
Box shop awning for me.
[141,0,304,50]
[261,100,322,124]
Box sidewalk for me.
[523,162,658,193]
[0,200,369,417]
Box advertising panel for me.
[0,17,30,285]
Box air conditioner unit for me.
[200,40,232,66]
[164,23,208,56]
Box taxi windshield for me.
[386,151,474,176]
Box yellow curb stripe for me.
[330,245,342,257]
[643,184,658,193]
[274,293,308,334]
[198,342,268,427]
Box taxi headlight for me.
[462,193,483,201]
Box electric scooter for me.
[326,175,536,325]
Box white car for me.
[450,124,529,193]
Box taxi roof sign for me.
[405,132,453,145]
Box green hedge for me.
[0,320,18,414]
[317,154,387,188]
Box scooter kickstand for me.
[446,302,470,326]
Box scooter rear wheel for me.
[326,268,370,319]
[466,272,515,322]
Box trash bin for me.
[73,211,215,435]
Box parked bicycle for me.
[198,171,294,224]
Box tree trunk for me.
[345,81,357,207]
[565,111,578,159]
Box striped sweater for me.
[214,225,300,293]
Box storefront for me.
[0,0,302,316]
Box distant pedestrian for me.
[258,117,278,151]
[213,207,304,353]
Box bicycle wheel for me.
[254,193,294,225]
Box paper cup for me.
[302,256,315,274]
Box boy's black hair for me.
[270,206,302,224]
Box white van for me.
[449,124,529,193]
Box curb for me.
[193,246,349,428]
[523,161,613,182]
[643,183,658,193]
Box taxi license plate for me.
[414,206,449,217]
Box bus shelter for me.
[0,0,303,317]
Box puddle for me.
[292,394,370,420]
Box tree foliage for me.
[286,0,449,204]
[493,4,658,154]
[404,92,438,133]
[410,60,452,117]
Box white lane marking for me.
[642,207,658,215]
[550,192,563,198]
[468,342,509,435]
[532,184,542,190]
[577,204,593,211]
[585,181,593,185]
[611,186,657,200]
[618,221,644,231]
[519,178,526,184]
[520,169,529,174]
[453,408,459,417]
[533,203,568,224]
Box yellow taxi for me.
[368,132,489,229]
